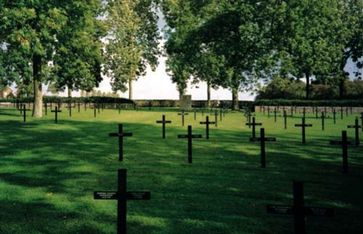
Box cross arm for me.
[109,132,133,137]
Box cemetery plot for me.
[0,109,361,234]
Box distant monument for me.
[180,95,192,111]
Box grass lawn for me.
[0,106,362,234]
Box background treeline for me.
[257,78,363,100]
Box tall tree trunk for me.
[67,86,72,98]
[305,72,310,99]
[32,55,43,118]
[128,78,133,100]
[206,80,211,108]
[232,88,239,110]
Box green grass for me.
[0,107,362,234]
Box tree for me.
[104,0,161,100]
[0,1,103,117]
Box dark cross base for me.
[109,124,133,161]
[267,181,334,234]
[177,125,202,163]
[347,118,361,146]
[178,111,189,127]
[200,116,215,139]
[250,128,276,168]
[246,117,262,139]
[294,118,312,144]
[156,115,172,139]
[330,130,351,173]
[51,107,62,124]
[94,169,150,234]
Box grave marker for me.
[77,102,81,113]
[178,111,189,127]
[68,101,72,117]
[246,117,262,139]
[44,102,48,116]
[22,104,30,123]
[51,106,62,124]
[267,181,334,234]
[156,115,172,139]
[321,112,325,130]
[360,112,363,132]
[274,108,277,122]
[294,117,312,144]
[94,169,150,234]
[330,131,351,173]
[340,107,344,119]
[214,110,218,127]
[283,110,287,129]
[332,108,336,124]
[200,116,215,139]
[250,128,276,168]
[177,125,202,163]
[347,117,361,146]
[109,124,133,161]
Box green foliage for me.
[104,0,161,94]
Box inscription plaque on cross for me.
[94,169,150,234]
[250,128,276,168]
[156,115,172,139]
[200,116,215,139]
[109,124,133,161]
[347,117,361,146]
[267,181,334,234]
[178,111,189,127]
[51,106,62,124]
[294,117,312,144]
[246,117,262,139]
[330,130,351,173]
[177,125,202,163]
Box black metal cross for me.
[321,112,325,131]
[245,111,253,128]
[340,106,344,119]
[51,106,62,124]
[178,111,189,127]
[22,104,30,123]
[347,117,361,146]
[283,110,287,129]
[200,116,215,139]
[250,128,276,168]
[77,102,81,113]
[274,107,277,122]
[330,130,351,173]
[360,112,363,132]
[246,117,262,139]
[68,101,72,117]
[156,115,172,139]
[177,125,202,163]
[332,108,336,124]
[109,124,133,161]
[294,117,312,144]
[267,181,334,234]
[214,110,218,127]
[94,103,97,118]
[44,102,48,116]
[94,169,150,234]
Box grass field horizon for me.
[0,107,362,234]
